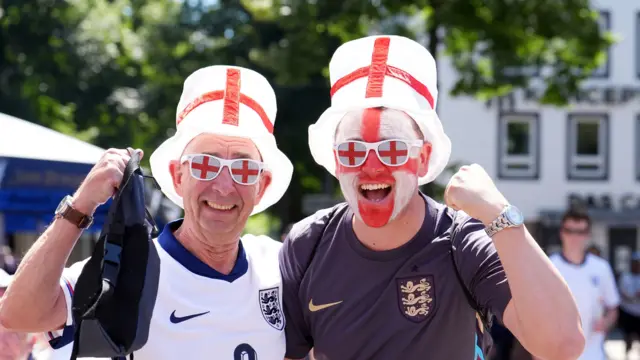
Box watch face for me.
[505,206,524,226]
[56,195,71,215]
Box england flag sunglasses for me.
[180,154,264,185]
[333,139,423,168]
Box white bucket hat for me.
[150,65,293,215]
[308,35,451,185]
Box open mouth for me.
[358,183,393,203]
[204,200,237,211]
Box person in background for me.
[0,269,34,360]
[548,209,620,360]
[617,252,640,357]
[0,246,19,275]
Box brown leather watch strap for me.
[57,199,94,229]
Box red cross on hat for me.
[330,37,435,108]
[176,68,274,133]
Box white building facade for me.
[437,0,640,275]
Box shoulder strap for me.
[447,209,493,331]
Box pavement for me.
[605,330,640,360]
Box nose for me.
[209,165,236,196]
[360,149,385,177]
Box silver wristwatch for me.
[484,205,524,237]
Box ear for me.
[417,142,432,177]
[255,169,272,203]
[169,160,184,197]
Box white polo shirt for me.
[549,252,620,360]
[46,220,286,360]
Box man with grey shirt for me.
[280,35,585,360]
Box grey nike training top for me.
[279,194,512,360]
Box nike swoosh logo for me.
[308,299,343,312]
[170,310,210,324]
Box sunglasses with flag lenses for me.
[180,154,264,185]
[333,139,423,168]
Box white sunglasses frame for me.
[332,139,424,168]
[180,153,265,185]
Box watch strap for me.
[484,208,510,238]
[57,199,94,229]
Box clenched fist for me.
[72,148,144,215]
[444,164,509,225]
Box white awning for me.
[0,112,104,164]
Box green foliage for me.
[243,212,282,239]
[0,0,611,229]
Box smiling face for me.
[169,133,272,237]
[334,107,432,228]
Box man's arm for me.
[493,226,584,360]
[0,148,135,333]
[445,164,584,360]
[593,261,620,333]
[0,206,88,332]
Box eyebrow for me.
[202,151,256,159]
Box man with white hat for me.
[0,65,293,360]
[280,35,584,360]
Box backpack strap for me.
[447,209,493,332]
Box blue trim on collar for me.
[157,219,248,282]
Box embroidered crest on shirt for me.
[397,275,435,322]
[259,286,285,330]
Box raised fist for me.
[72,148,143,215]
[444,163,508,225]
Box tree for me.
[221,0,612,230]
[246,0,613,105]
[0,0,613,236]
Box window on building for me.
[592,10,610,78]
[567,114,609,180]
[498,113,539,179]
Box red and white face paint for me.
[334,108,422,228]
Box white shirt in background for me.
[550,253,620,360]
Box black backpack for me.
[69,150,162,360]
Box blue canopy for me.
[0,156,110,233]
[0,112,180,234]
